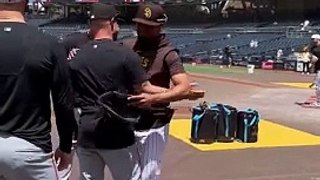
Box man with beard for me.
[62,28,121,61]
[59,5,124,179]
[62,15,120,60]
[64,4,203,179]
[123,3,204,180]
[68,3,176,180]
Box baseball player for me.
[307,34,320,107]
[68,3,176,180]
[310,34,320,73]
[59,22,92,180]
[0,0,76,179]
[125,3,204,180]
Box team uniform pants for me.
[302,62,310,73]
[77,144,140,180]
[0,132,59,180]
[135,124,169,180]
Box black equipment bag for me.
[96,91,141,130]
[98,91,175,131]
[236,108,260,143]
[134,107,175,131]
[190,102,219,144]
[215,104,238,143]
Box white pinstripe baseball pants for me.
[134,124,169,180]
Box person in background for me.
[300,45,311,75]
[310,34,320,74]
[308,35,320,107]
[276,49,283,61]
[224,45,233,68]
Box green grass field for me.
[183,64,247,75]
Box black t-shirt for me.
[311,45,320,72]
[69,39,148,149]
[0,22,75,153]
[61,32,90,55]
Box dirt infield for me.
[50,68,320,180]
[165,69,320,180]
[184,64,314,84]
[175,68,310,113]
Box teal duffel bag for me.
[190,102,220,144]
[236,108,260,143]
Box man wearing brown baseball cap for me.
[0,0,76,179]
[132,3,168,26]
[68,2,176,180]
[124,3,205,180]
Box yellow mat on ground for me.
[272,82,313,89]
[169,119,320,151]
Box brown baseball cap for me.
[132,3,168,26]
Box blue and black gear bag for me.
[215,104,238,143]
[236,108,260,143]
[190,102,219,144]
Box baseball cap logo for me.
[140,56,150,68]
[144,7,152,19]
[156,14,168,23]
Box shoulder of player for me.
[24,26,64,50]
[114,46,140,64]
[162,45,179,60]
[64,32,89,42]
[66,31,87,38]
[23,25,57,44]
[73,41,131,57]
[113,40,137,56]
[30,32,64,54]
[119,37,137,49]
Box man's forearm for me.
[138,81,168,94]
[55,108,75,153]
[143,84,168,94]
[152,85,190,103]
